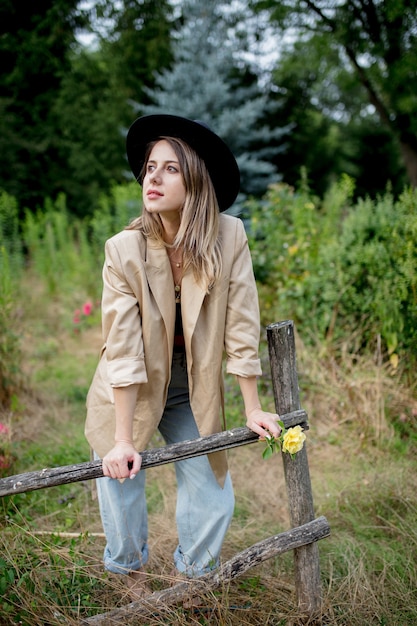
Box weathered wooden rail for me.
[0,320,328,623]
[267,321,323,617]
[0,409,307,498]
[81,515,330,625]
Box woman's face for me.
[142,140,186,221]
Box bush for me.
[0,192,24,406]
[22,195,91,297]
[22,184,141,302]
[247,180,417,367]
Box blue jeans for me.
[95,352,235,577]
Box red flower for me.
[82,301,93,316]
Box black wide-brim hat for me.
[126,114,240,211]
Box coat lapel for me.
[181,270,206,341]
[143,240,207,351]
[144,241,175,346]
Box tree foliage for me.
[92,0,174,103]
[53,0,174,216]
[2,0,416,218]
[247,179,417,364]
[266,33,406,197]
[138,0,285,204]
[0,0,174,217]
[0,0,87,213]
[252,0,417,186]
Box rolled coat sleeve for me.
[224,218,262,378]
[102,238,148,387]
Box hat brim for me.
[126,114,240,212]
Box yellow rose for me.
[282,425,306,455]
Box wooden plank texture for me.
[81,515,330,625]
[0,410,308,498]
[267,320,323,617]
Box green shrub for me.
[22,195,87,296]
[327,188,417,358]
[0,192,24,406]
[0,191,23,273]
[89,181,142,251]
[21,184,141,303]
[248,180,417,366]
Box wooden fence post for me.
[267,320,322,618]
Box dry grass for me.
[1,319,417,625]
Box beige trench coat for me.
[85,214,262,486]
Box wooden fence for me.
[0,320,329,624]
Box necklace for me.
[168,249,182,268]
[167,248,183,302]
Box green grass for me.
[1,281,417,625]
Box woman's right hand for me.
[102,441,142,480]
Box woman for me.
[85,114,280,599]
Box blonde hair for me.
[127,136,222,291]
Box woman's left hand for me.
[246,407,281,440]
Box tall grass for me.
[21,183,141,303]
[1,323,416,624]
[0,181,416,624]
[22,195,100,300]
[0,192,24,407]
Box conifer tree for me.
[135,0,284,206]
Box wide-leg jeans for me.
[95,352,235,577]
